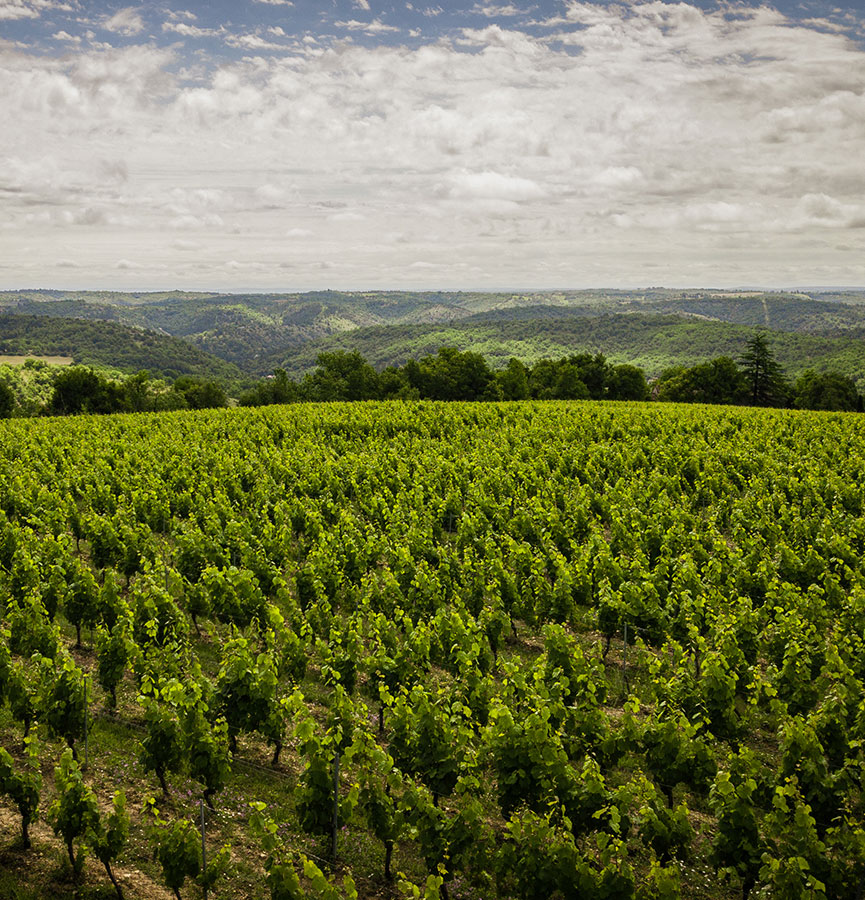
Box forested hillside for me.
[3,289,865,378]
[0,315,245,385]
[272,314,865,388]
[0,290,473,368]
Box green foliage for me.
[642,712,717,805]
[10,287,865,386]
[202,565,268,628]
[172,375,228,410]
[401,780,485,890]
[239,368,299,406]
[637,794,694,864]
[0,312,243,384]
[7,659,38,736]
[149,813,201,899]
[408,347,495,401]
[739,332,788,407]
[778,715,847,832]
[304,351,381,402]
[145,798,231,900]
[0,379,14,417]
[96,620,131,708]
[496,808,636,900]
[0,737,42,848]
[86,791,130,899]
[656,356,747,405]
[5,300,865,414]
[276,624,309,684]
[140,697,184,795]
[39,654,88,754]
[64,558,100,647]
[0,359,56,415]
[485,702,571,818]
[708,748,768,899]
[48,748,100,878]
[3,391,865,900]
[496,358,529,400]
[252,801,359,899]
[185,708,231,807]
[756,781,827,900]
[215,634,280,752]
[132,578,188,648]
[296,742,337,837]
[273,309,865,390]
[700,650,740,737]
[607,363,650,400]
[542,622,607,707]
[6,596,60,659]
[319,629,360,695]
[0,637,9,705]
[51,366,123,415]
[794,369,861,411]
[389,686,461,803]
[397,875,445,900]
[637,860,682,900]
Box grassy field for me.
[0,355,73,366]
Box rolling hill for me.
[0,314,246,385]
[270,313,865,388]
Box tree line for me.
[0,367,228,419]
[241,348,649,406]
[656,333,863,410]
[0,332,860,419]
[241,334,862,412]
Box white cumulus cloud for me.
[3,1,865,289]
[334,18,400,34]
[446,170,547,202]
[103,7,145,36]
[0,0,64,20]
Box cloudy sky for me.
[1,1,865,291]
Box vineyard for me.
[1,400,864,899]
